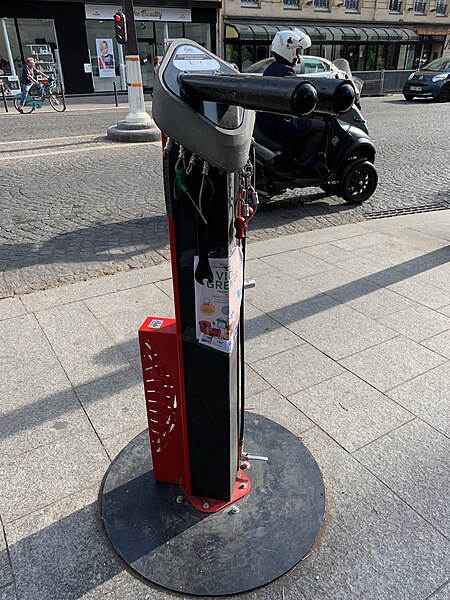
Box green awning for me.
[225,22,418,43]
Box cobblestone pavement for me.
[1,96,449,297]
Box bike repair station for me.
[101,40,356,596]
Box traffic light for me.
[113,11,127,45]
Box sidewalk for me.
[0,210,449,600]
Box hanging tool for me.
[194,161,214,285]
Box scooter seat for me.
[253,125,286,152]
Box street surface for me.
[1,95,449,297]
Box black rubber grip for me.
[178,73,319,117]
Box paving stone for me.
[387,362,450,437]
[85,283,170,319]
[285,427,450,600]
[245,270,322,315]
[340,336,446,392]
[252,344,343,397]
[286,302,396,360]
[290,372,413,452]
[0,385,92,459]
[300,242,357,264]
[386,227,450,252]
[154,278,174,299]
[75,368,147,440]
[427,583,450,599]
[332,231,393,251]
[424,263,450,294]
[0,429,109,523]
[35,302,130,387]
[0,313,74,414]
[0,584,16,600]
[354,419,450,538]
[335,255,420,289]
[261,249,334,280]
[422,329,450,361]
[98,301,175,372]
[243,303,305,363]
[245,388,313,435]
[245,364,271,398]
[0,297,25,321]
[0,527,13,589]
[101,425,147,461]
[303,269,414,319]
[379,305,450,342]
[20,264,173,314]
[246,223,368,259]
[387,277,450,310]
[244,258,278,279]
[5,487,144,600]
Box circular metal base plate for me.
[101,413,325,596]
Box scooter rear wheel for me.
[13,97,34,114]
[340,161,378,204]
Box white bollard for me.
[125,55,152,125]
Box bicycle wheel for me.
[13,96,34,114]
[49,94,66,112]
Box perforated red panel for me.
[139,317,188,486]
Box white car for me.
[244,56,344,79]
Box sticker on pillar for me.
[194,247,243,353]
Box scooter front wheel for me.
[13,97,34,114]
[340,161,378,204]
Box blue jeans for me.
[20,83,43,105]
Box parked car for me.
[403,57,450,102]
[244,56,346,79]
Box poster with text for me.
[194,247,243,354]
[96,38,115,77]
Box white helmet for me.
[271,29,312,63]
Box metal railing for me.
[414,0,426,11]
[389,0,402,11]
[353,70,415,96]
[345,0,359,11]
[436,1,447,13]
[314,0,330,8]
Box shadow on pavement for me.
[1,245,450,445]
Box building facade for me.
[0,0,221,94]
[222,0,450,70]
[1,0,448,94]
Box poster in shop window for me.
[194,247,243,354]
[96,38,115,77]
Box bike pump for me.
[101,40,355,596]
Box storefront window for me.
[241,46,254,70]
[226,43,239,65]
[404,44,416,69]
[0,18,21,75]
[85,20,125,92]
[17,18,57,62]
[184,24,211,49]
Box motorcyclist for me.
[256,30,327,175]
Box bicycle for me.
[14,76,66,114]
